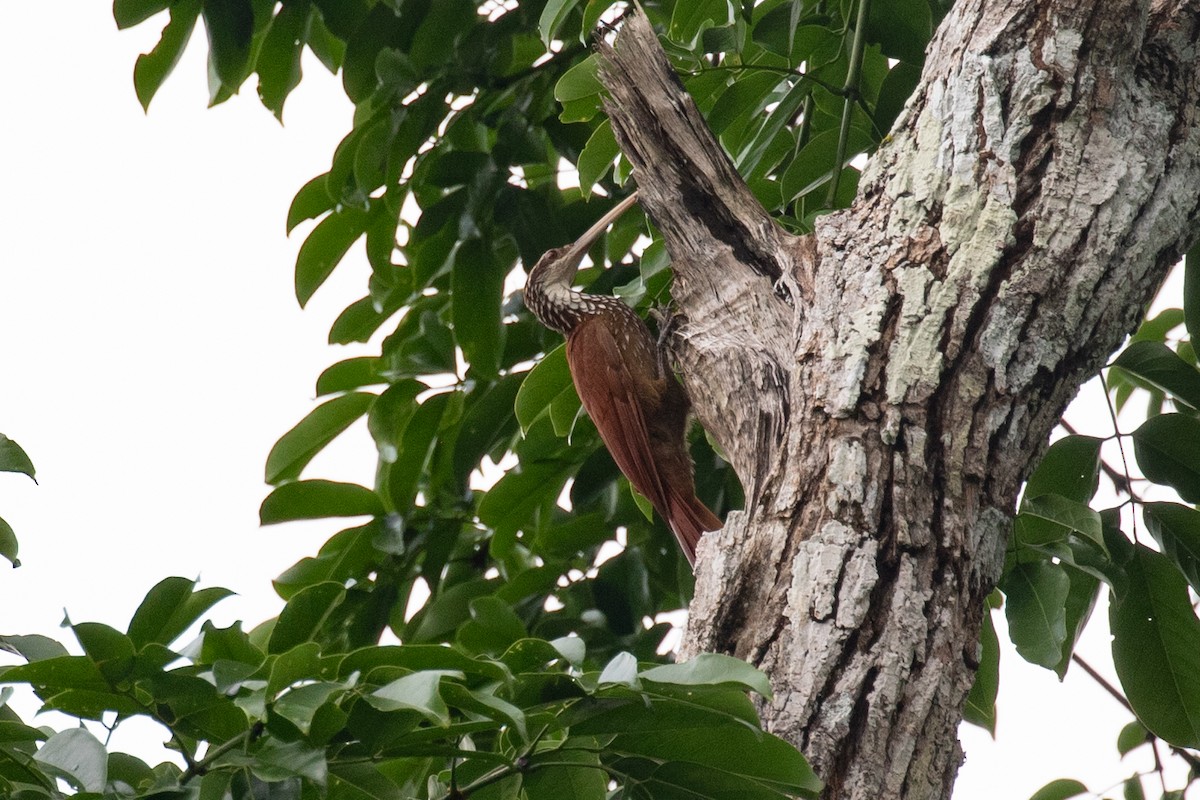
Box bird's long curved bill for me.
[562,191,641,265]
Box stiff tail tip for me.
[667,493,723,567]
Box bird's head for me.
[528,192,640,290]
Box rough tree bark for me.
[596,3,1200,799]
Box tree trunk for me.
[597,3,1200,798]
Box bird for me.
[523,192,722,565]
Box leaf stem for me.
[1059,419,1144,503]
[180,722,263,783]
[689,63,845,97]
[1099,372,1139,542]
[825,0,872,206]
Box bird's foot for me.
[650,305,686,382]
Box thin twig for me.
[1058,419,1144,502]
[179,723,262,783]
[1152,738,1168,795]
[1099,372,1139,542]
[1071,654,1132,713]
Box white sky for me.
[0,4,1185,798]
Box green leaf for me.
[1130,307,1185,343]
[316,357,385,396]
[456,597,527,656]
[1002,561,1069,669]
[477,461,569,548]
[274,681,345,734]
[0,435,36,482]
[515,345,577,434]
[554,55,603,102]
[533,512,613,559]
[201,0,255,100]
[250,738,328,784]
[573,700,821,795]
[71,622,135,682]
[269,582,346,654]
[1054,565,1101,678]
[1144,502,1200,594]
[296,207,372,307]
[132,0,200,111]
[367,380,424,464]
[439,682,528,741]
[641,653,772,698]
[274,522,379,599]
[1028,778,1088,800]
[365,671,462,725]
[0,655,109,693]
[1025,435,1102,503]
[577,120,620,197]
[257,0,310,119]
[559,94,603,123]
[33,728,107,793]
[963,603,999,734]
[864,0,931,64]
[630,484,654,522]
[1131,413,1200,502]
[338,643,511,684]
[114,0,171,28]
[0,634,69,662]
[385,392,449,511]
[0,516,18,568]
[745,86,820,181]
[330,294,405,344]
[451,239,505,378]
[669,0,730,46]
[707,71,778,135]
[598,651,639,687]
[1112,341,1200,410]
[1117,720,1149,756]
[260,480,383,524]
[607,757,815,800]
[524,749,606,800]
[580,0,619,43]
[539,0,583,46]
[1185,241,1200,340]
[452,375,523,482]
[265,392,375,485]
[287,172,336,234]
[127,577,234,649]
[1017,494,1105,552]
[874,62,922,134]
[265,642,320,696]
[1110,545,1200,748]
[780,126,876,203]
[199,621,263,672]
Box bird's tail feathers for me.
[665,491,723,566]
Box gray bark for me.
[597,2,1200,798]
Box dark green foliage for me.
[1001,255,1200,796]
[6,0,948,795]
[0,578,821,798]
[0,433,34,567]
[18,0,1200,797]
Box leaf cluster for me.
[0,577,820,798]
[966,249,1200,798]
[5,0,948,797]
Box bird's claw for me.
[650,305,686,380]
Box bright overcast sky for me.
[0,5,1177,798]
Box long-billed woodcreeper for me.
[524,193,722,565]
